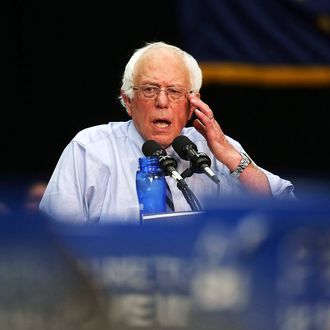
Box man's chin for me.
[149,137,173,149]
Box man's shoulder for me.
[72,121,130,146]
[181,127,206,143]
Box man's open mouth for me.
[153,120,171,128]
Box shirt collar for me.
[128,120,145,149]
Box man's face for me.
[123,49,196,149]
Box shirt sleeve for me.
[39,141,109,222]
[259,167,296,200]
[225,135,296,200]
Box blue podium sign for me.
[1,196,330,329]
[44,197,330,330]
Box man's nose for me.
[155,89,169,106]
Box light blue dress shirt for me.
[39,120,295,223]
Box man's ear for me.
[121,92,132,117]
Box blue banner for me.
[177,0,330,86]
[50,197,330,329]
[1,196,330,329]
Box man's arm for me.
[189,95,278,197]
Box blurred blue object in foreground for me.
[50,196,330,330]
[0,213,112,330]
[1,194,330,330]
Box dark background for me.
[2,1,330,198]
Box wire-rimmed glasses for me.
[132,84,191,102]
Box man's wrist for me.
[230,152,252,178]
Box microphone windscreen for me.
[172,135,197,160]
[142,140,166,157]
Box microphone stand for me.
[176,179,202,212]
[181,168,221,200]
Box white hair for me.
[119,41,202,111]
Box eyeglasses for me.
[132,84,191,102]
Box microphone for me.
[142,140,186,184]
[172,135,220,184]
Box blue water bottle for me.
[136,156,166,220]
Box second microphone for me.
[172,135,220,184]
